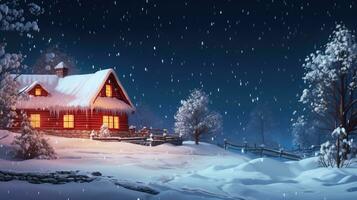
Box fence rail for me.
[224,140,302,161]
[92,134,183,146]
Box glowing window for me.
[105,84,112,97]
[63,114,74,128]
[35,88,42,96]
[30,114,40,128]
[114,116,119,129]
[103,115,119,129]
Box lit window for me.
[105,84,112,97]
[114,116,119,129]
[35,88,42,96]
[103,115,119,129]
[30,114,40,128]
[63,114,74,128]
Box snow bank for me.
[1,130,357,200]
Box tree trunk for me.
[194,129,200,145]
[336,137,341,168]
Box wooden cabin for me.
[11,62,135,138]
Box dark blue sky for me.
[5,0,357,145]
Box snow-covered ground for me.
[0,130,356,200]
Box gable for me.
[19,81,51,97]
[28,84,49,96]
[96,73,132,106]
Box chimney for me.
[54,62,69,78]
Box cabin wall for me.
[12,109,129,135]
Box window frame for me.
[63,114,74,129]
[103,115,119,129]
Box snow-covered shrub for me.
[99,124,111,138]
[174,89,222,145]
[319,127,355,168]
[90,130,97,139]
[12,113,56,160]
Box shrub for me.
[12,113,56,160]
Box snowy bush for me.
[90,130,97,139]
[319,127,355,168]
[99,124,111,138]
[12,113,56,160]
[174,89,222,145]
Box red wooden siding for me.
[28,84,49,96]
[12,109,129,132]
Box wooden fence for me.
[223,140,302,161]
[92,134,183,147]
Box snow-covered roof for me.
[14,69,135,113]
[54,61,67,69]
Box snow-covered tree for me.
[0,1,42,128]
[99,124,111,138]
[0,1,41,32]
[0,46,23,128]
[300,24,357,136]
[12,112,56,159]
[299,24,357,167]
[174,89,222,145]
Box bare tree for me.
[246,102,276,145]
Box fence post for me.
[260,147,263,157]
[224,139,227,150]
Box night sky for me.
[4,0,357,146]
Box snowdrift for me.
[0,130,356,200]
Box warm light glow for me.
[114,116,119,129]
[105,84,112,97]
[30,114,40,128]
[35,88,42,96]
[63,114,74,128]
[103,115,119,129]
